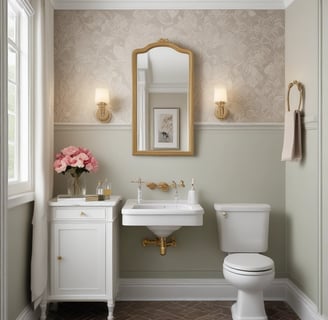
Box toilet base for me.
[224,263,273,320]
[231,290,268,320]
[232,303,267,320]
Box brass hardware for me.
[215,101,229,119]
[80,211,87,216]
[57,256,63,261]
[96,102,112,123]
[142,237,177,256]
[146,182,157,190]
[158,182,170,192]
[95,88,111,123]
[145,181,170,192]
[146,180,184,192]
[287,80,304,112]
[214,87,228,120]
[142,239,157,247]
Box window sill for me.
[8,192,35,209]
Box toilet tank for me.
[214,203,271,253]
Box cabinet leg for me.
[107,301,114,320]
[40,300,47,320]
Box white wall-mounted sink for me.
[121,199,204,237]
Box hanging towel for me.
[281,80,304,162]
[281,109,302,161]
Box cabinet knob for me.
[80,211,87,216]
[221,211,228,218]
[57,256,63,261]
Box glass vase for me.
[67,172,86,196]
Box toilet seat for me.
[224,253,274,273]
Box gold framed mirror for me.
[132,39,194,156]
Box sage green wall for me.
[7,202,33,320]
[285,0,320,304]
[54,125,286,278]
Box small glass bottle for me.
[103,178,112,200]
[96,180,104,201]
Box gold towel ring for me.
[287,80,304,112]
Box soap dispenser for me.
[188,178,198,204]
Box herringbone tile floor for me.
[47,301,300,319]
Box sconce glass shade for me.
[214,87,227,103]
[95,88,109,104]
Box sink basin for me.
[121,199,204,237]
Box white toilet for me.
[214,203,275,320]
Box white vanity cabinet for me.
[43,196,121,320]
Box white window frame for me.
[7,0,34,197]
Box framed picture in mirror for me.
[153,108,179,149]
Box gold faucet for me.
[145,180,185,192]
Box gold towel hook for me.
[287,80,304,112]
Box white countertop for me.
[49,195,122,207]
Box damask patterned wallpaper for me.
[54,10,284,123]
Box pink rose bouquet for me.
[53,146,99,177]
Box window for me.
[7,0,33,196]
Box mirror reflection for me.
[132,39,194,156]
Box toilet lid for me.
[224,253,274,272]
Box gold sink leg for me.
[142,237,176,256]
[160,237,166,256]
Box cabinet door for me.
[50,223,106,297]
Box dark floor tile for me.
[47,300,300,320]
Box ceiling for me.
[52,0,294,10]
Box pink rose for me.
[85,156,99,172]
[53,146,99,174]
[61,146,79,157]
[53,158,67,173]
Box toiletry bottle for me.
[188,178,198,204]
[96,180,104,201]
[103,178,112,200]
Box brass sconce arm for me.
[96,102,112,123]
[215,101,229,120]
[214,87,228,120]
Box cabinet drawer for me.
[52,208,106,220]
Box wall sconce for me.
[214,87,228,120]
[95,88,111,123]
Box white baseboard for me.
[117,278,287,301]
[16,304,40,320]
[285,279,325,320]
[117,278,326,320]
